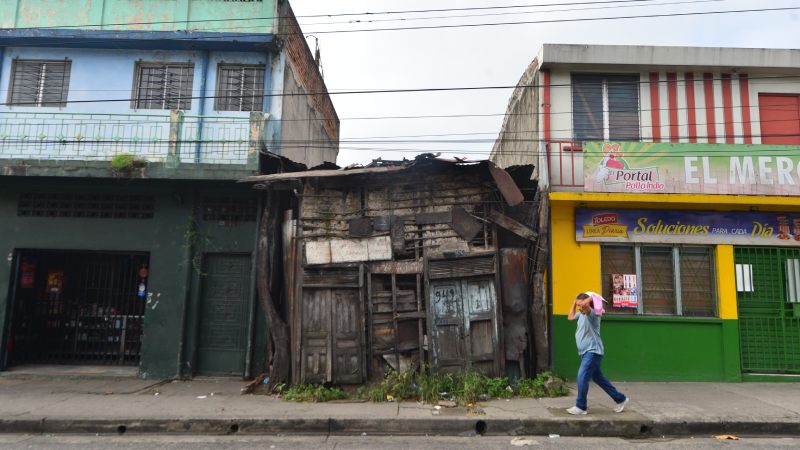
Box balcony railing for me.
[0,111,262,166]
[545,140,584,190]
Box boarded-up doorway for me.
[196,253,252,376]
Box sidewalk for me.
[0,372,799,437]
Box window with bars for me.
[600,244,716,317]
[215,64,266,112]
[7,60,71,107]
[572,73,640,142]
[132,63,194,110]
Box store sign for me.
[583,141,800,196]
[612,274,638,308]
[576,208,800,247]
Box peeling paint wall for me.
[6,0,276,32]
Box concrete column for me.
[167,110,184,168]
[248,111,268,170]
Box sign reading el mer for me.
[583,142,800,196]
[575,209,800,247]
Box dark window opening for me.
[17,193,155,219]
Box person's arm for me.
[567,299,578,321]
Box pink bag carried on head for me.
[585,291,607,316]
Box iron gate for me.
[735,247,800,374]
[8,250,148,366]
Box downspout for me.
[194,50,210,163]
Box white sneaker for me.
[566,406,587,415]
[614,397,629,413]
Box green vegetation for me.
[281,370,568,405]
[278,384,348,403]
[111,153,146,172]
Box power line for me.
[3,74,800,107]
[6,0,682,30]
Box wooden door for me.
[299,265,365,384]
[429,280,467,373]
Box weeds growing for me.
[280,369,568,405]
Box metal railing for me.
[0,111,257,165]
[545,140,584,189]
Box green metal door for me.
[735,247,800,374]
[196,254,252,376]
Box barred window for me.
[202,197,257,222]
[572,73,640,142]
[601,244,716,317]
[7,60,71,107]
[132,63,194,110]
[215,64,266,112]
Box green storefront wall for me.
[0,177,267,380]
[552,315,742,382]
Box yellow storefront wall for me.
[546,192,800,381]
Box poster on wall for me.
[576,208,800,247]
[583,141,800,197]
[612,274,638,308]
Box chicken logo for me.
[593,143,628,183]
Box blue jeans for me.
[576,352,626,411]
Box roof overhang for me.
[538,43,800,74]
[0,28,276,52]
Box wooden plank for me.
[415,211,452,225]
[487,209,537,241]
[488,163,524,207]
[367,260,423,274]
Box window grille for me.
[202,197,257,222]
[17,193,155,219]
[572,74,640,142]
[600,244,716,317]
[215,64,266,112]
[132,63,194,110]
[7,60,71,107]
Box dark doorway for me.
[195,253,252,376]
[8,250,149,366]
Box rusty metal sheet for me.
[488,209,537,241]
[415,211,452,225]
[450,206,482,241]
[367,260,423,274]
[348,217,373,237]
[373,215,393,231]
[488,163,524,207]
[500,248,529,363]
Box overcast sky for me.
[289,0,800,166]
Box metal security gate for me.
[196,253,252,376]
[735,247,800,374]
[8,250,148,366]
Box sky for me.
[289,0,800,166]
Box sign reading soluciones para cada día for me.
[575,209,800,247]
[583,141,800,196]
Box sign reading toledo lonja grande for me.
[583,142,800,196]
[576,209,800,247]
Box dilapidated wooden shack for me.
[244,154,548,387]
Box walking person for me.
[566,292,629,415]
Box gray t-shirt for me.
[575,309,604,356]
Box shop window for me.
[132,62,194,110]
[215,64,266,112]
[600,244,716,317]
[7,60,71,107]
[572,73,640,142]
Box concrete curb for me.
[1,417,799,437]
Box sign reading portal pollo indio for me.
[583,142,800,196]
[575,208,800,247]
